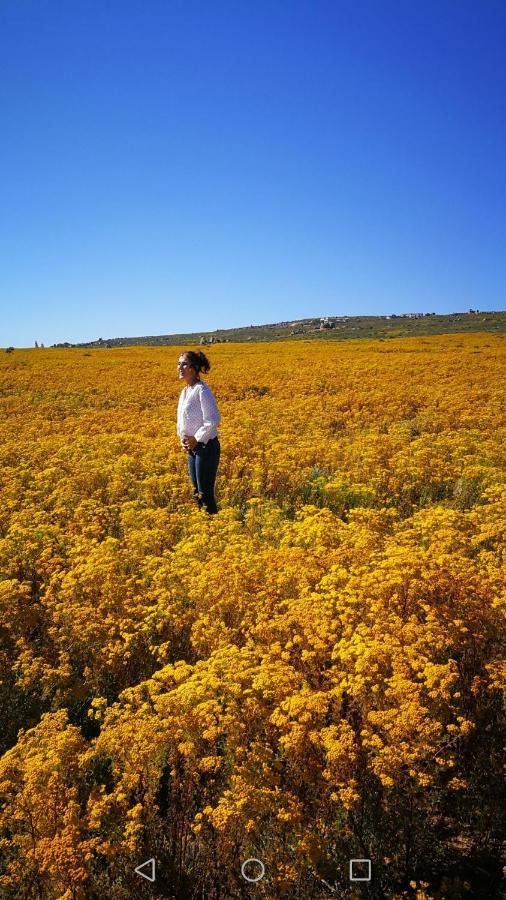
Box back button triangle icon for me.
[134,858,156,882]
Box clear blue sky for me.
[1,0,505,346]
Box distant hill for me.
[51,310,506,349]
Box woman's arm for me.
[194,384,221,444]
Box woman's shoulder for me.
[196,381,218,402]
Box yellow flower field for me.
[0,333,504,898]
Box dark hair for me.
[182,349,211,374]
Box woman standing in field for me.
[177,350,221,514]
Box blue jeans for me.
[187,437,220,514]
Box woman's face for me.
[177,355,196,385]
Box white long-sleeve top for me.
[176,380,221,445]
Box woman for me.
[176,350,221,514]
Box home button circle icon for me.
[241,858,265,882]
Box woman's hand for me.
[182,434,198,451]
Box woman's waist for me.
[196,435,219,445]
[183,425,219,437]
[182,430,220,443]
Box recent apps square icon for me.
[349,858,371,881]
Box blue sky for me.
[1,0,505,346]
